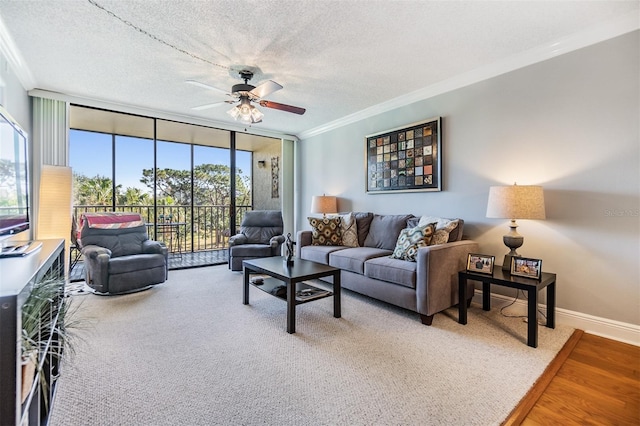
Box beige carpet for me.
[50,265,573,425]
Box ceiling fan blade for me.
[250,80,283,99]
[259,100,306,115]
[185,80,229,96]
[191,100,233,111]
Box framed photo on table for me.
[466,253,495,275]
[365,117,442,193]
[510,257,542,280]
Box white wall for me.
[0,52,29,127]
[298,32,639,326]
[1,50,32,242]
[251,141,282,211]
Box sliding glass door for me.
[69,105,282,263]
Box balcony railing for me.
[73,204,252,253]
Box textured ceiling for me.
[0,0,637,138]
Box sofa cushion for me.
[240,210,284,243]
[418,216,462,245]
[406,217,420,228]
[329,247,392,274]
[390,223,436,261]
[450,219,464,241]
[340,213,359,248]
[364,256,417,289]
[300,245,346,264]
[80,224,149,258]
[243,227,279,244]
[229,244,273,257]
[353,212,374,247]
[109,253,165,275]
[363,214,413,250]
[308,217,342,245]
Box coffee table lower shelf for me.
[251,277,333,304]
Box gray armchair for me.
[228,210,285,271]
[79,212,168,294]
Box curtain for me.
[32,97,71,273]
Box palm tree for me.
[74,174,112,206]
[119,187,152,206]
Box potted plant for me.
[20,272,83,406]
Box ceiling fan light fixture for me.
[239,98,252,116]
[250,106,264,123]
[227,105,240,119]
[190,69,303,122]
[228,97,263,124]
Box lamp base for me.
[502,248,521,271]
[502,219,524,271]
[502,254,514,271]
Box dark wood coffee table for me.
[243,256,341,333]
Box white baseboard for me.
[472,290,640,347]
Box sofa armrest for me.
[228,234,248,246]
[415,240,479,317]
[296,230,312,257]
[142,240,167,256]
[81,244,112,259]
[142,241,169,278]
[80,244,112,290]
[270,234,285,248]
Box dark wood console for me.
[0,239,65,425]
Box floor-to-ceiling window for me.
[115,135,154,217]
[70,130,113,209]
[69,105,281,271]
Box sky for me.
[69,129,251,192]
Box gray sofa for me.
[297,212,478,325]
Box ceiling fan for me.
[187,70,306,124]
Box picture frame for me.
[466,253,495,275]
[365,117,442,193]
[510,256,542,280]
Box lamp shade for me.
[486,185,546,220]
[310,195,337,215]
[37,165,73,275]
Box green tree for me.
[140,168,191,205]
[73,166,250,249]
[73,173,119,206]
[141,165,251,207]
[118,187,152,206]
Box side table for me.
[458,268,556,348]
[146,222,185,258]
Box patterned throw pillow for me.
[340,213,359,248]
[308,217,343,246]
[418,216,461,245]
[390,223,436,261]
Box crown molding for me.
[0,15,36,90]
[28,88,299,142]
[298,10,639,141]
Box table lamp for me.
[310,195,337,218]
[486,183,546,271]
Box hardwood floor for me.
[504,330,640,425]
